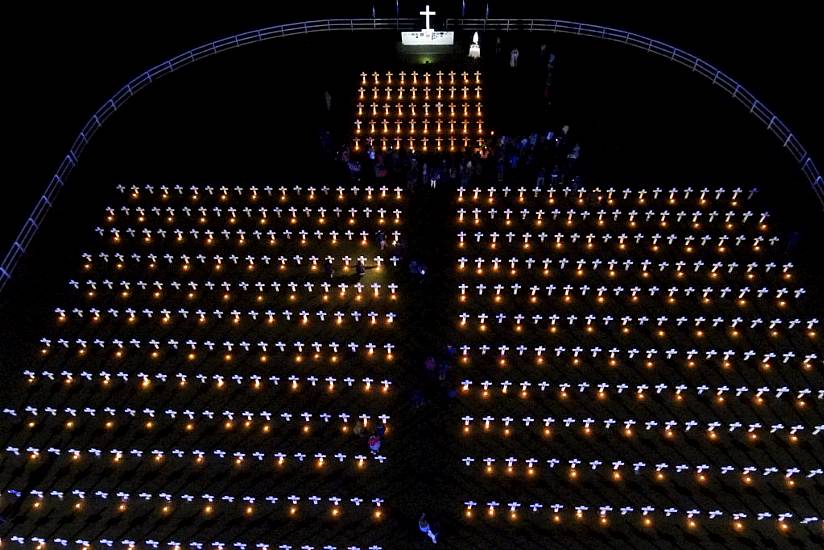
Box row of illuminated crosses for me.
[102,232,399,252]
[4,535,384,550]
[24,370,394,397]
[104,205,404,227]
[37,338,398,361]
[5,407,391,438]
[449,342,817,371]
[455,257,794,282]
[357,87,482,103]
[354,135,484,152]
[54,307,398,327]
[69,280,399,304]
[456,413,822,443]
[456,230,778,254]
[7,444,387,470]
[455,266,804,303]
[460,499,818,532]
[456,204,770,229]
[457,378,822,407]
[457,206,772,235]
[100,227,402,248]
[77,253,404,273]
[456,308,818,338]
[457,185,758,208]
[461,455,823,488]
[4,487,387,538]
[355,116,484,136]
[458,256,806,300]
[454,256,804,311]
[88,249,401,278]
[118,183,405,202]
[360,70,481,87]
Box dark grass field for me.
[1,29,823,549]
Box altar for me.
[402,30,454,46]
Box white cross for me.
[420,4,436,31]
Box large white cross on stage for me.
[420,4,436,32]
[401,3,453,45]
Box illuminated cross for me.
[420,4,436,32]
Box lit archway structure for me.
[2,17,820,292]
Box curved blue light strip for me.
[1,17,820,293]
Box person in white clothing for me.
[510,48,519,67]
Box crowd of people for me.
[340,124,583,194]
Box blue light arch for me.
[2,17,820,292]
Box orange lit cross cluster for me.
[353,69,485,153]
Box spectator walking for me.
[368,434,381,454]
[419,513,438,544]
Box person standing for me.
[368,434,381,454]
[419,513,438,544]
[509,47,519,68]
